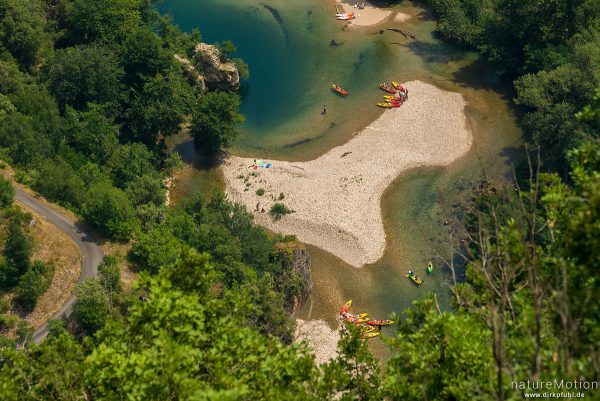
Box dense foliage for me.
[0,176,52,316]
[0,0,243,241]
[426,0,600,173]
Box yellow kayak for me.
[340,300,352,314]
[392,81,406,92]
[362,331,381,339]
[377,102,400,108]
[361,325,376,333]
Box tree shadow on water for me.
[406,40,465,65]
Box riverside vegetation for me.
[0,0,599,400]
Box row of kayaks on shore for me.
[332,81,408,109]
[339,300,395,339]
[377,82,408,108]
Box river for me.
[159,0,522,356]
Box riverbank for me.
[335,0,411,27]
[295,319,340,365]
[221,80,473,267]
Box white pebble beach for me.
[221,80,473,267]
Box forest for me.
[0,0,599,400]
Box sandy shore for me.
[222,80,472,267]
[295,319,340,365]
[336,1,411,27]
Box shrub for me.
[15,261,54,312]
[256,188,265,196]
[0,314,17,332]
[270,203,292,221]
[73,279,111,336]
[0,176,14,208]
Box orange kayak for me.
[332,84,349,96]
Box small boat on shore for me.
[383,95,402,100]
[407,270,423,285]
[392,82,406,92]
[362,331,381,339]
[340,299,352,314]
[377,101,401,108]
[336,12,356,20]
[427,261,433,274]
[332,84,349,96]
[361,325,376,333]
[366,319,395,327]
[346,315,369,324]
[378,83,397,94]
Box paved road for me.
[14,188,104,343]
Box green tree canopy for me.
[0,176,15,209]
[61,0,143,46]
[72,279,111,336]
[45,44,124,112]
[82,181,137,240]
[0,0,52,68]
[190,91,244,154]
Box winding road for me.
[14,188,104,343]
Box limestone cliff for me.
[192,43,240,91]
[277,242,313,315]
[174,42,240,92]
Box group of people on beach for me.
[353,2,366,9]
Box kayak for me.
[361,325,376,333]
[367,319,395,326]
[362,332,381,339]
[383,95,402,100]
[407,271,423,285]
[392,82,406,92]
[346,316,369,324]
[332,84,349,96]
[427,261,433,274]
[378,83,397,94]
[340,300,352,315]
[336,13,356,20]
[355,313,368,319]
[377,102,401,108]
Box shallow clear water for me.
[162,0,523,354]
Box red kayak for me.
[332,84,349,96]
[378,83,397,94]
[392,82,406,92]
[340,300,352,314]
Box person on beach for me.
[261,207,265,213]
[255,202,260,212]
[322,104,327,115]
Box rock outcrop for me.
[192,43,240,91]
[278,242,313,315]
[173,54,205,93]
